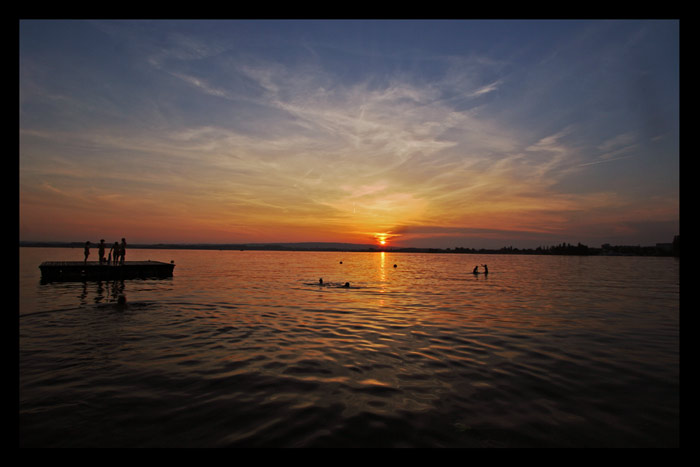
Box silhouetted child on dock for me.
[98,239,106,264]
[119,238,127,265]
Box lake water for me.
[18,247,679,447]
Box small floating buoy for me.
[339,261,343,264]
[393,264,397,268]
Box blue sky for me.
[19,20,679,248]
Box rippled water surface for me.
[19,247,679,447]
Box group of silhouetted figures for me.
[314,262,488,288]
[84,238,127,265]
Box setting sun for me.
[374,233,388,246]
[374,232,393,248]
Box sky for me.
[19,20,679,249]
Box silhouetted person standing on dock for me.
[119,238,127,265]
[84,241,90,264]
[110,242,119,266]
[98,239,106,265]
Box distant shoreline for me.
[19,240,679,257]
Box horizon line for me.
[19,237,678,250]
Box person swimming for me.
[482,264,489,274]
[473,265,479,274]
[308,279,350,288]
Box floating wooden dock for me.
[39,261,175,282]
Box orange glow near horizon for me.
[18,178,679,248]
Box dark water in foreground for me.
[19,248,679,447]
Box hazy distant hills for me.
[243,242,378,251]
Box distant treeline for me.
[444,242,678,257]
[20,237,679,257]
